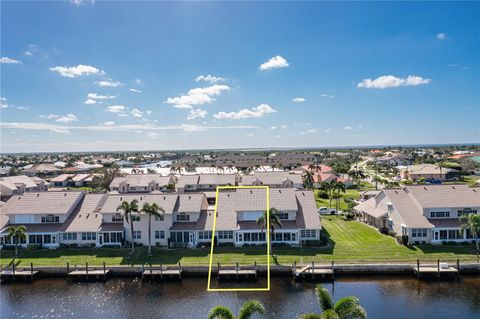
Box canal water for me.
[1,276,479,318]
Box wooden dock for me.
[67,262,110,281]
[216,262,257,280]
[412,260,459,279]
[293,261,334,280]
[0,263,38,283]
[142,263,183,281]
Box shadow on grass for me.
[416,244,478,256]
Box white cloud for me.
[95,79,122,87]
[129,88,142,93]
[84,99,97,105]
[274,135,281,138]
[357,124,363,129]
[281,124,288,129]
[325,128,331,133]
[196,75,225,84]
[0,57,23,64]
[320,94,335,98]
[56,114,77,123]
[213,104,277,120]
[187,108,208,120]
[147,132,160,139]
[106,105,126,113]
[50,64,104,78]
[246,133,255,137]
[357,75,432,89]
[270,126,277,130]
[50,128,71,134]
[436,33,446,40]
[87,93,116,100]
[1,122,259,134]
[344,126,352,130]
[135,78,141,84]
[297,128,318,135]
[291,97,305,103]
[101,121,115,126]
[259,55,289,70]
[165,84,230,109]
[130,108,144,118]
[24,51,33,56]
[69,0,94,5]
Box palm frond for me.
[238,299,265,319]
[207,306,235,319]
[320,309,341,319]
[316,285,334,312]
[334,297,366,319]
[298,313,323,319]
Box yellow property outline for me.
[207,185,270,292]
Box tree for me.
[298,285,367,319]
[303,171,314,189]
[6,225,27,256]
[117,199,139,253]
[460,213,480,252]
[142,202,165,255]
[332,182,346,211]
[91,165,125,190]
[208,299,265,319]
[257,208,282,256]
[146,168,156,174]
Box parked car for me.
[318,207,337,215]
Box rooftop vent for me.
[424,187,427,190]
[140,196,143,201]
[64,193,67,196]
[189,196,191,200]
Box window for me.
[176,213,190,222]
[439,230,448,240]
[41,215,60,223]
[155,230,165,239]
[251,233,259,242]
[29,234,43,244]
[242,211,264,221]
[133,230,141,240]
[112,214,123,222]
[430,211,450,218]
[411,228,428,238]
[276,212,289,220]
[217,231,233,240]
[199,231,212,240]
[274,233,282,241]
[131,215,141,222]
[292,233,296,242]
[108,232,123,243]
[300,230,317,238]
[387,203,394,213]
[62,233,77,241]
[244,233,251,242]
[155,215,164,221]
[43,235,52,244]
[81,232,97,241]
[458,208,477,217]
[283,233,291,241]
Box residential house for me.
[399,164,461,182]
[109,174,176,193]
[240,171,303,189]
[376,153,412,166]
[355,185,480,244]
[0,175,48,200]
[23,163,61,177]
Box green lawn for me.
[314,189,360,211]
[2,216,477,267]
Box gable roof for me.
[241,171,302,186]
[1,192,83,215]
[110,174,173,188]
[100,194,180,214]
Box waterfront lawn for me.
[1,216,477,267]
[313,189,360,211]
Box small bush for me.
[218,242,234,247]
[379,227,389,235]
[303,240,324,247]
[27,244,43,250]
[2,245,16,250]
[396,235,409,246]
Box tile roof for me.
[405,185,480,208]
[100,194,180,214]
[0,175,43,188]
[198,174,236,185]
[1,192,83,215]
[241,171,302,186]
[110,174,173,188]
[62,194,107,232]
[176,175,200,188]
[175,194,206,213]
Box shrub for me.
[388,230,397,237]
[27,244,42,250]
[272,242,290,247]
[379,227,389,235]
[218,242,234,247]
[303,240,324,247]
[102,244,121,249]
[395,235,409,246]
[2,245,16,250]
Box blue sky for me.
[1,1,479,153]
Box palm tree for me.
[298,285,367,319]
[5,225,27,256]
[117,199,139,253]
[257,208,282,256]
[303,171,314,189]
[460,213,480,253]
[208,299,265,319]
[142,202,165,255]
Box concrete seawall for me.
[3,263,480,279]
